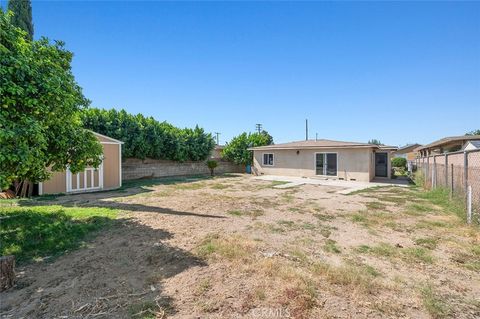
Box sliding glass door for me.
[315,153,337,176]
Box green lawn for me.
[0,205,118,264]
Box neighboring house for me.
[249,139,397,182]
[393,143,422,161]
[415,135,480,156]
[394,143,422,173]
[462,140,480,151]
[39,132,123,195]
[211,145,224,159]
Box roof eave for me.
[416,135,480,151]
[249,145,379,151]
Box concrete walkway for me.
[254,175,410,194]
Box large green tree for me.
[0,10,103,192]
[222,131,274,165]
[7,0,33,40]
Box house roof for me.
[395,143,422,154]
[415,135,480,152]
[248,139,397,151]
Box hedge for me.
[81,108,215,162]
[391,157,407,168]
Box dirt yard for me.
[1,174,479,319]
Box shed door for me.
[66,164,103,193]
[375,153,388,177]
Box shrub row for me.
[81,108,215,161]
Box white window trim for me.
[314,152,338,177]
[262,153,275,166]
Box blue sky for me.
[3,1,479,146]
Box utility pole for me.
[214,132,220,145]
[316,133,318,141]
[255,124,262,133]
[305,119,308,140]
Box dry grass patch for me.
[250,197,279,209]
[128,300,168,319]
[319,227,332,238]
[350,210,396,231]
[402,247,434,264]
[313,213,335,221]
[414,237,440,250]
[210,183,232,190]
[278,277,317,319]
[416,219,455,230]
[173,181,207,190]
[420,284,451,318]
[376,195,409,205]
[195,278,212,296]
[356,243,396,257]
[280,190,299,203]
[311,261,382,295]
[252,222,286,234]
[406,202,436,215]
[323,239,341,254]
[196,234,257,261]
[254,180,290,190]
[253,220,321,234]
[300,222,317,230]
[227,209,264,219]
[365,201,388,211]
[450,243,480,271]
[356,243,434,264]
[277,219,295,228]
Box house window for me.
[315,153,337,176]
[263,153,274,166]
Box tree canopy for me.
[368,139,383,145]
[222,131,274,165]
[81,108,215,162]
[7,0,33,40]
[0,10,103,190]
[466,129,480,136]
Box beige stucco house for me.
[249,139,397,182]
[211,145,225,159]
[39,132,123,195]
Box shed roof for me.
[92,131,124,144]
[248,139,397,151]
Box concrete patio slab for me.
[254,175,410,194]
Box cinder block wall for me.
[122,158,245,180]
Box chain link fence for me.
[415,149,480,224]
